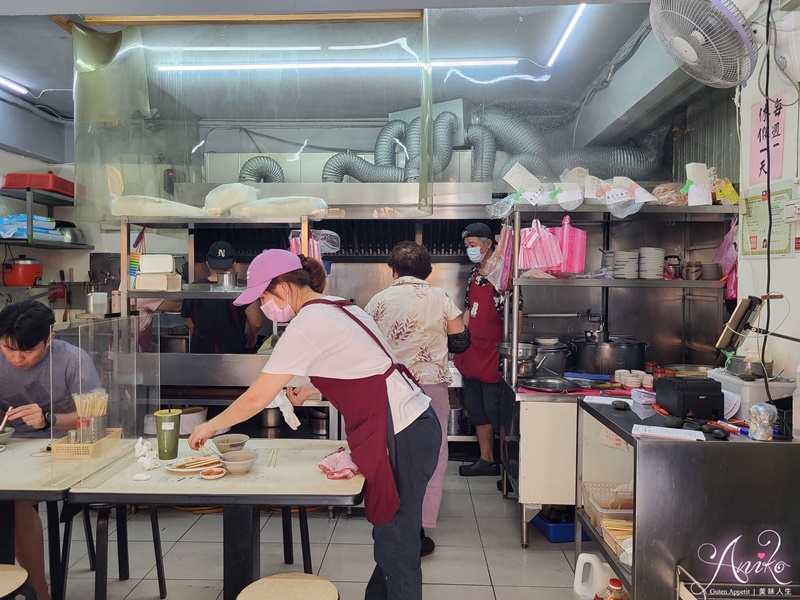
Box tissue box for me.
[134,273,181,291]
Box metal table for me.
[68,439,364,600]
[0,439,84,600]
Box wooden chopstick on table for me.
[269,450,278,468]
[0,408,10,432]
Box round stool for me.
[237,573,339,600]
[0,564,37,599]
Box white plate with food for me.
[166,455,222,474]
[200,467,227,480]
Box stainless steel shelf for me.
[512,278,726,289]
[447,435,478,442]
[129,289,243,300]
[122,216,309,229]
[0,187,75,207]
[576,509,633,590]
[0,238,93,251]
[512,201,738,215]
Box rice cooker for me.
[3,256,43,286]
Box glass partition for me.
[50,316,158,484]
[74,19,436,222]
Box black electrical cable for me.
[762,0,775,404]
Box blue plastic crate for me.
[532,514,590,543]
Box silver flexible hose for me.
[495,153,554,184]
[467,125,497,182]
[238,156,285,183]
[374,120,409,167]
[404,111,458,182]
[473,106,550,157]
[321,152,404,183]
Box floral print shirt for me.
[365,277,463,385]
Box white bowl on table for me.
[219,450,258,475]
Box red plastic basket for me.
[2,173,74,197]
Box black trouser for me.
[365,407,441,600]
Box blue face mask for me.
[466,247,486,263]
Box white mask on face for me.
[466,247,486,263]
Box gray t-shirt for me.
[0,339,102,438]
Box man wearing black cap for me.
[181,241,262,354]
[454,222,506,477]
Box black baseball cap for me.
[206,241,236,269]
[462,222,494,243]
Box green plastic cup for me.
[154,409,182,460]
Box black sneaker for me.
[420,527,435,557]
[458,459,500,477]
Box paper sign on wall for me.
[741,184,796,257]
[749,91,786,186]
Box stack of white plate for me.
[601,251,615,269]
[613,251,639,279]
[638,247,666,280]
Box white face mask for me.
[466,247,486,263]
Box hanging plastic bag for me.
[484,225,514,293]
[726,263,738,300]
[290,229,341,254]
[520,219,563,270]
[485,194,517,219]
[288,233,322,261]
[548,215,587,274]
[713,216,738,276]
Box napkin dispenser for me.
[655,376,724,420]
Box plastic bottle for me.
[574,554,615,598]
[594,578,630,600]
[793,363,800,440]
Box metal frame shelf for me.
[0,187,94,250]
[511,202,739,215]
[575,509,633,589]
[511,278,725,288]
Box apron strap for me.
[303,299,423,391]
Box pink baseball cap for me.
[233,249,302,306]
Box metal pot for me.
[216,272,238,289]
[309,417,328,436]
[584,330,609,343]
[261,407,281,428]
[518,354,547,378]
[727,357,774,378]
[497,342,537,360]
[534,343,570,376]
[159,334,189,353]
[571,336,648,376]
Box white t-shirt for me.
[262,296,430,433]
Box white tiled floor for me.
[50,461,584,599]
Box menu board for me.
[741,183,796,258]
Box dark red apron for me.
[303,299,421,527]
[454,272,503,384]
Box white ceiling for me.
[0,5,651,126]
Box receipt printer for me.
[655,376,725,420]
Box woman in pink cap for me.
[189,249,440,600]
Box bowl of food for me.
[219,450,258,475]
[200,467,227,480]
[0,427,15,445]
[212,433,250,454]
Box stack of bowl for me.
[701,262,723,280]
[638,247,666,280]
[613,251,639,279]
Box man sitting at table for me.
[0,300,102,600]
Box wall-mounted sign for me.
[750,91,786,186]
[741,183,796,258]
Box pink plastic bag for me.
[713,216,738,276]
[520,219,563,271]
[485,225,514,293]
[726,263,738,300]
[548,216,586,274]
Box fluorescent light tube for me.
[0,75,29,96]
[157,58,518,72]
[547,3,586,68]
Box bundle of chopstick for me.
[72,388,109,418]
[175,455,220,470]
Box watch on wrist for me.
[41,411,53,430]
